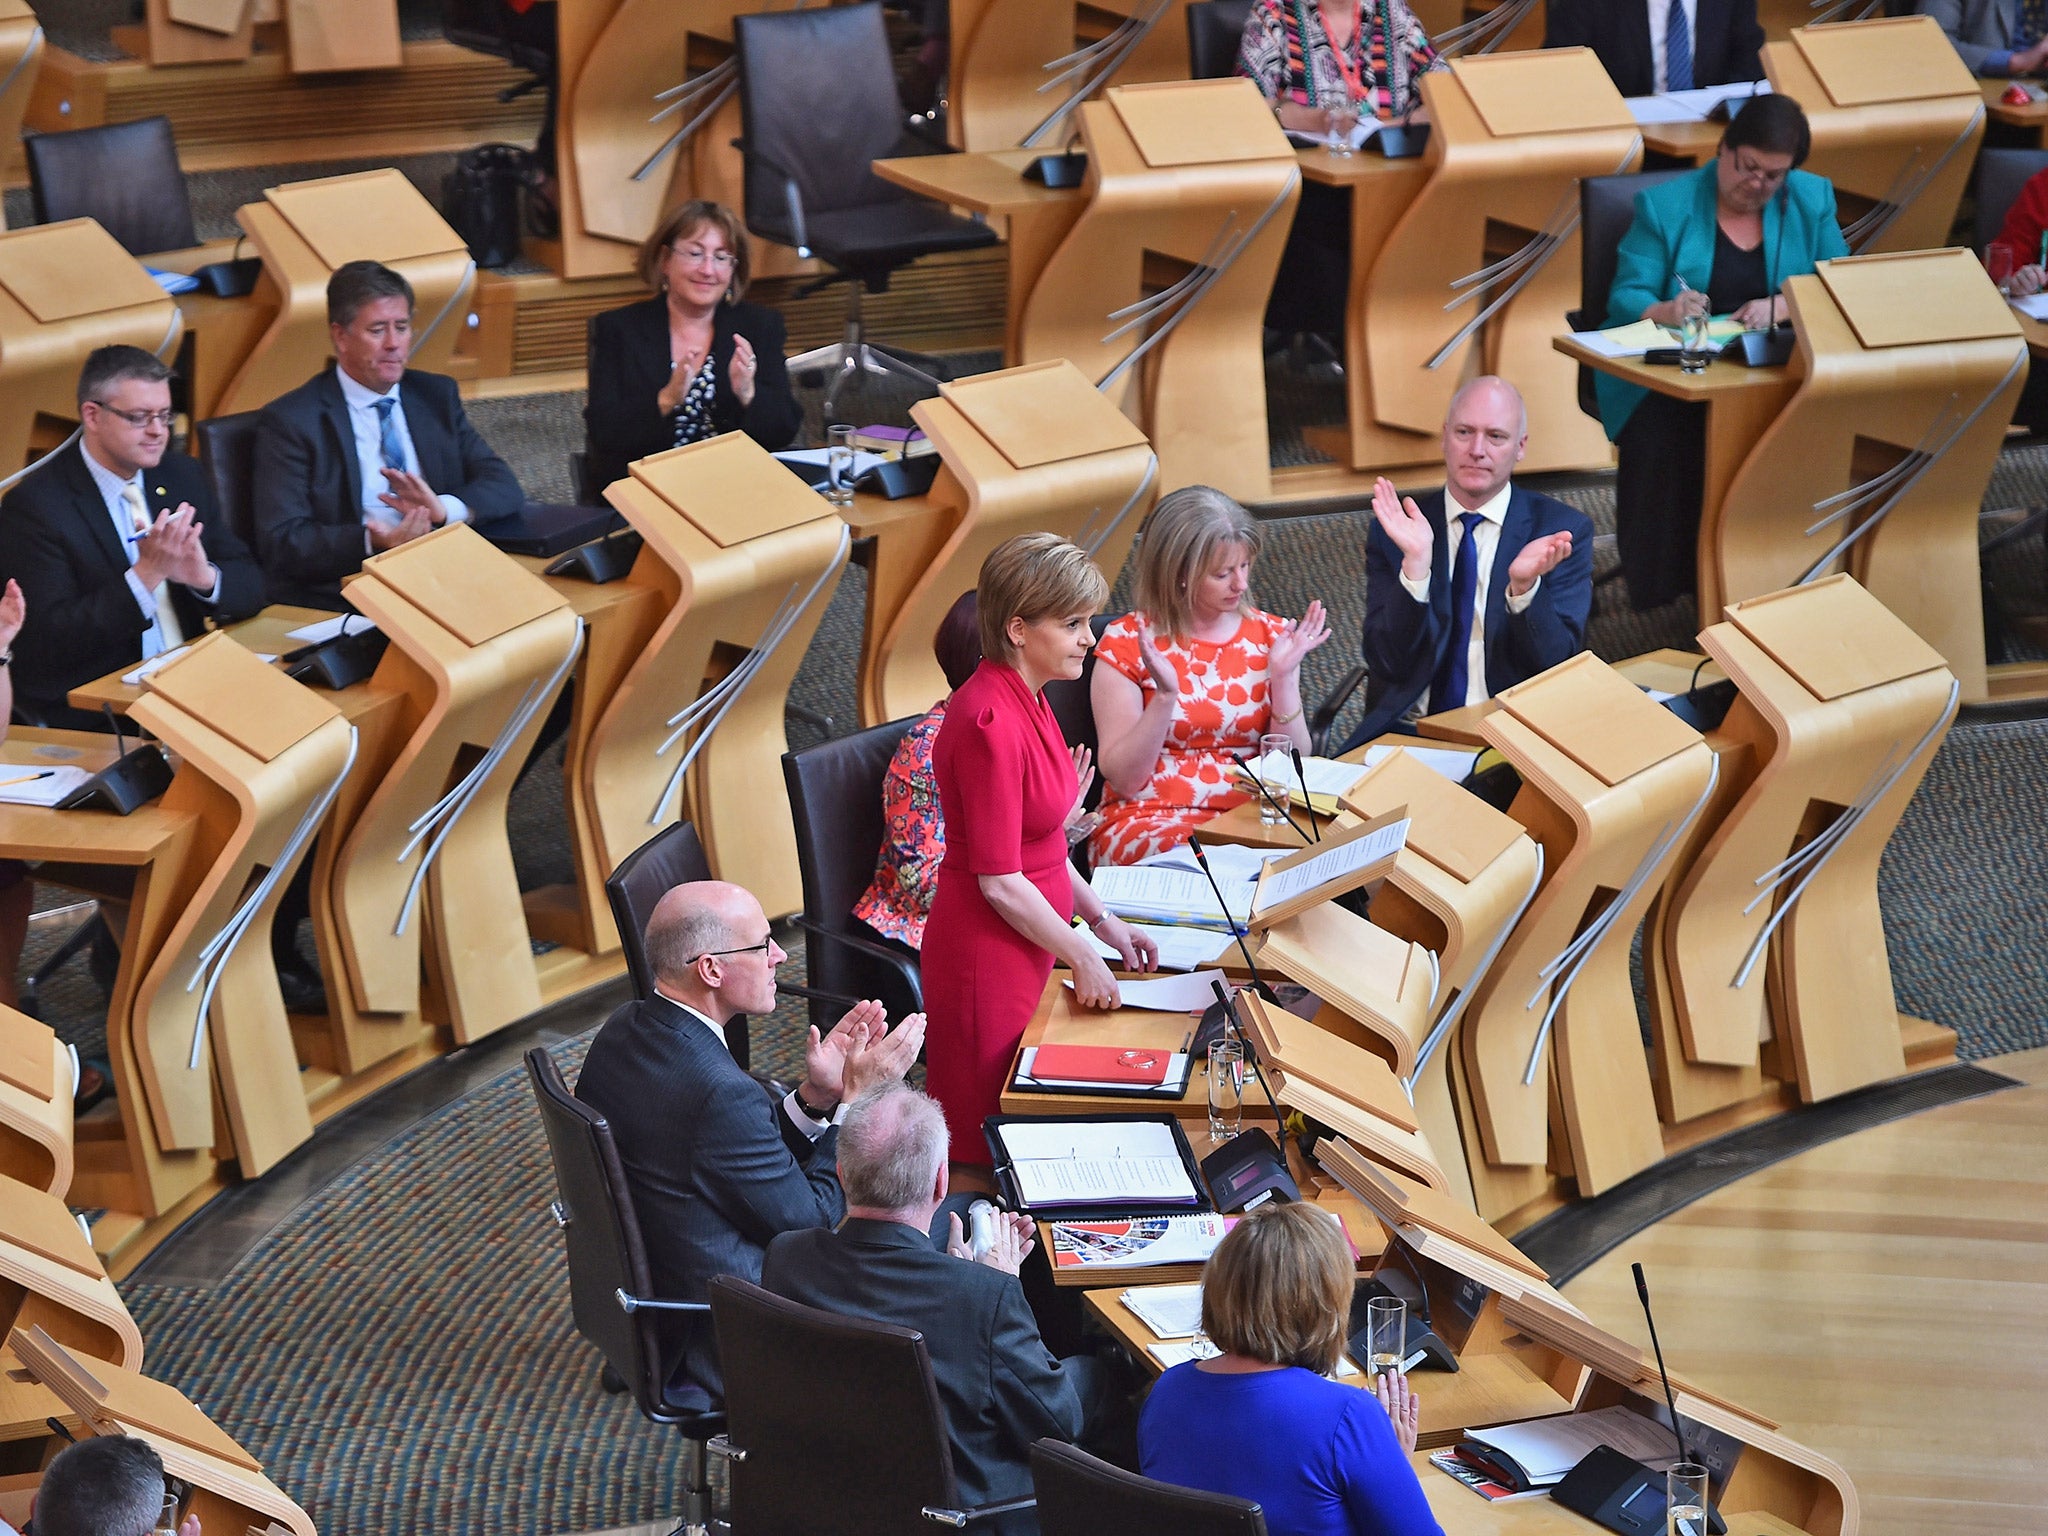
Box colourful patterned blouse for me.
[1237,0,1441,121]
[1088,611,1287,868]
[852,701,948,948]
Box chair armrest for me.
[1309,664,1368,756]
[732,136,811,254]
[779,979,864,1012]
[922,1496,1038,1527]
[614,1287,710,1315]
[792,915,924,1012]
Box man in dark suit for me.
[0,345,265,727]
[762,1083,1110,1525]
[251,259,524,610]
[576,879,926,1407]
[1545,0,1764,97]
[1340,377,1593,751]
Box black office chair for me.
[1974,148,2048,255]
[26,117,198,257]
[1569,170,1689,422]
[1030,1440,1268,1536]
[1186,0,1254,79]
[524,1047,725,1536]
[192,411,262,553]
[707,1274,1037,1532]
[602,821,746,1067]
[442,0,554,99]
[781,718,923,1035]
[733,2,998,420]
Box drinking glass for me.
[1327,100,1361,156]
[1666,1462,1710,1536]
[1257,732,1292,824]
[1987,241,2018,297]
[825,423,857,507]
[1678,310,1712,374]
[1364,1295,1406,1378]
[1207,1039,1243,1140]
[154,1491,182,1536]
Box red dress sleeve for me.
[1997,170,2048,266]
[942,700,1027,876]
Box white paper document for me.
[998,1119,1199,1206]
[1138,841,1271,887]
[0,765,92,807]
[1064,969,1229,1012]
[1284,120,1379,151]
[121,646,275,686]
[1122,1283,1204,1338]
[1289,755,1370,798]
[1359,743,1480,782]
[1252,817,1410,917]
[1625,82,1771,124]
[1091,922,1227,972]
[1090,864,1236,930]
[1464,1405,1685,1486]
[284,615,381,645]
[2012,292,2048,320]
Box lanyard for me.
[1319,0,1368,104]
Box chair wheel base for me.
[600,1363,627,1395]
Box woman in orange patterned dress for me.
[1089,487,1331,867]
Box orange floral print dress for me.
[1088,609,1287,867]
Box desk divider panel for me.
[0,1173,143,1369]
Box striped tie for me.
[1665,0,1694,92]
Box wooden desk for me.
[68,606,354,718]
[1638,117,1726,163]
[1984,77,2048,141]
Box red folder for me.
[1030,1044,1174,1086]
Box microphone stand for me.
[1231,751,1314,844]
[1288,745,1323,841]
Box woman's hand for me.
[1374,1370,1422,1453]
[1067,744,1096,823]
[656,353,701,416]
[729,334,758,408]
[1137,624,1179,698]
[1732,295,1781,330]
[1068,945,1122,1009]
[2015,264,2047,298]
[1274,100,1330,134]
[0,579,22,655]
[1267,599,1331,680]
[1643,288,1709,329]
[1092,912,1157,974]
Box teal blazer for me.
[1596,162,1850,440]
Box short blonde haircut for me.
[1133,485,1263,641]
[1200,1202,1351,1373]
[638,200,753,300]
[976,533,1109,659]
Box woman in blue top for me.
[1598,93,1849,611]
[1139,1203,1445,1536]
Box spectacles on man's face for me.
[671,243,736,270]
[92,403,175,429]
[685,938,775,967]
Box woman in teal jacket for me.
[1600,94,1849,610]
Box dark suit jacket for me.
[583,296,803,497]
[1544,0,1765,96]
[251,365,524,610]
[0,443,265,718]
[762,1218,1086,1515]
[1340,485,1594,751]
[576,993,843,1405]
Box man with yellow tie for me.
[0,346,265,729]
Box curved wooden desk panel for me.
[126,639,353,1178]
[952,0,1193,152]
[0,5,43,199]
[0,1008,72,1198]
[1017,91,1296,503]
[0,1173,144,1370]
[1710,270,2024,702]
[330,533,579,1042]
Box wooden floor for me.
[1563,1047,2048,1536]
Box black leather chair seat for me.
[798,201,999,274]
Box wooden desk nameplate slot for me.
[0,1005,72,1197]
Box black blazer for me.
[0,442,265,718]
[575,993,843,1405]
[761,1218,1087,1516]
[583,296,803,498]
[250,365,525,610]
[1544,0,1765,97]
[1340,485,1594,752]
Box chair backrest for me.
[1572,169,1689,418]
[781,716,921,1023]
[1187,0,1254,79]
[734,2,907,242]
[1041,614,1114,788]
[192,411,262,553]
[710,1275,966,1532]
[1975,148,2048,254]
[27,117,198,257]
[602,821,750,1069]
[1030,1441,1269,1536]
[442,0,554,75]
[523,1046,678,1423]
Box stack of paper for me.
[1624,81,1771,125]
[0,765,92,807]
[1463,1404,1686,1487]
[998,1119,1200,1207]
[1062,970,1228,1012]
[1121,1283,1204,1338]
[285,615,380,645]
[1571,316,1747,359]
[1358,743,1479,782]
[1090,922,1228,972]
[1091,864,1236,930]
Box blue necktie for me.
[1430,512,1486,713]
[1665,0,1693,92]
[372,396,406,475]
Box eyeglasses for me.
[92,403,175,429]
[1729,154,1790,187]
[684,938,775,966]
[671,243,737,270]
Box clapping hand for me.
[729,334,758,407]
[1136,623,1179,698]
[378,468,450,528]
[1504,531,1573,597]
[1267,599,1331,678]
[0,579,22,654]
[803,1001,928,1109]
[133,503,217,590]
[1370,476,1433,583]
[1374,1370,1422,1453]
[946,1208,1036,1274]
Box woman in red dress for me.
[922,535,1158,1167]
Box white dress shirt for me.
[1398,480,1538,710]
[653,986,838,1138]
[80,442,220,661]
[334,367,469,540]
[1647,0,1699,94]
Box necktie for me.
[372,396,406,472]
[1429,512,1485,713]
[120,482,184,655]
[1665,0,1693,92]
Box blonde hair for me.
[1133,485,1263,640]
[638,200,753,300]
[976,533,1109,658]
[1200,1202,1351,1373]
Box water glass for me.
[1678,310,1712,374]
[825,423,857,507]
[1666,1462,1710,1536]
[1326,100,1361,156]
[1257,731,1293,825]
[1987,241,2017,296]
[1207,1039,1243,1140]
[1364,1295,1406,1378]
[154,1491,182,1536]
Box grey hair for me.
[838,1084,949,1211]
[643,895,737,984]
[33,1436,168,1536]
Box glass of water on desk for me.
[1326,99,1361,156]
[1257,732,1292,824]
[1207,1039,1243,1140]
[825,423,857,507]
[1667,1462,1710,1536]
[1364,1295,1406,1378]
[1678,310,1712,374]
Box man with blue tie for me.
[1920,0,2048,76]
[1545,0,1764,99]
[1338,377,1593,752]
[252,260,524,610]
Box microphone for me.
[1209,973,1282,1123]
[1632,1262,1691,1466]
[1288,745,1322,842]
[1186,833,1276,1002]
[1232,750,1313,844]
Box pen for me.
[2038,231,2045,269]
[0,771,54,789]
[1180,1030,1193,1055]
